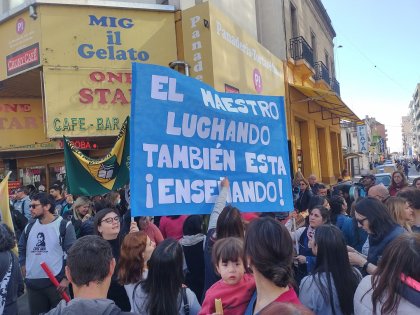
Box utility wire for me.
[335,31,412,95]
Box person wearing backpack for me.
[9,204,28,242]
[49,184,68,216]
[18,192,76,315]
[13,186,31,220]
[44,235,137,315]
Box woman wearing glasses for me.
[347,197,405,276]
[94,208,139,311]
[294,178,313,213]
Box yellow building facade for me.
[0,0,359,187]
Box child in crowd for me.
[199,237,255,315]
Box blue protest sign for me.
[130,63,293,216]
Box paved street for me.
[17,292,29,314]
[408,163,420,182]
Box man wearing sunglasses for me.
[18,193,76,315]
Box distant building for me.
[409,83,420,156]
[401,115,414,157]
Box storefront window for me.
[49,164,66,187]
[20,166,46,191]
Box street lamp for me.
[335,44,343,80]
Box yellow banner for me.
[0,98,51,150]
[182,3,285,96]
[0,172,18,255]
[40,5,177,70]
[0,12,42,80]
[64,117,130,194]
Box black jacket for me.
[294,189,313,212]
[0,251,24,315]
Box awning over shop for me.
[290,84,360,123]
[343,152,363,159]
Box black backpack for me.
[12,208,28,232]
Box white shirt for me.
[25,217,65,279]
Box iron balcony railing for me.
[289,36,314,68]
[330,77,340,96]
[314,61,330,84]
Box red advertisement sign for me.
[6,43,40,76]
[8,181,21,194]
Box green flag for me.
[64,117,130,196]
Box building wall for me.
[178,0,258,39]
[280,0,341,183]
[255,0,287,60]
[288,87,342,182]
[1,0,346,186]
[282,0,335,74]
[409,84,420,154]
[402,115,414,155]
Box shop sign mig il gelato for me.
[40,5,177,69]
[77,15,149,62]
[41,5,177,137]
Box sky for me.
[321,0,420,153]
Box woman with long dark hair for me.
[289,206,330,284]
[299,225,361,315]
[132,238,200,314]
[347,197,405,275]
[354,234,420,314]
[388,171,408,196]
[244,217,300,315]
[411,176,420,190]
[329,196,355,244]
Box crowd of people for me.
[0,171,419,315]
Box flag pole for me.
[1,171,17,255]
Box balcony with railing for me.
[290,36,315,68]
[314,61,330,84]
[330,77,340,96]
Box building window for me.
[325,50,330,74]
[311,30,317,61]
[290,2,298,38]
